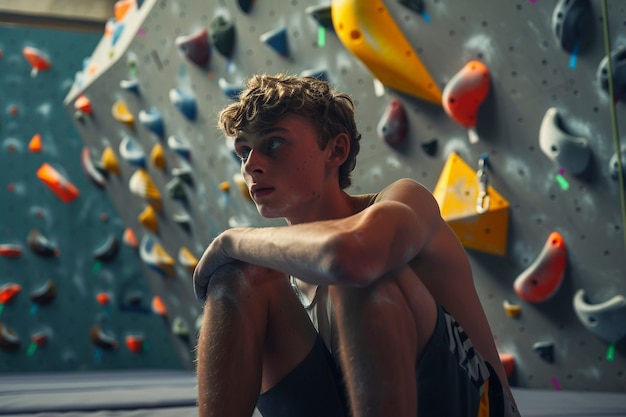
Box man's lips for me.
[250,185,274,198]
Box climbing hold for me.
[596,44,626,103]
[432,152,510,256]
[533,341,555,363]
[442,60,491,143]
[122,227,139,248]
[236,0,254,14]
[36,163,80,203]
[112,99,135,127]
[97,148,119,177]
[573,289,626,344]
[119,135,146,167]
[27,229,59,257]
[300,68,329,82]
[139,235,175,277]
[260,26,289,58]
[74,95,92,115]
[28,134,42,152]
[120,78,140,94]
[218,77,244,100]
[539,107,591,176]
[129,169,161,209]
[150,143,167,171]
[0,244,23,258]
[398,0,424,14]
[219,181,231,192]
[552,0,592,53]
[96,292,111,306]
[30,280,57,306]
[31,331,49,347]
[138,205,159,233]
[0,323,21,352]
[499,353,515,378]
[172,316,190,342]
[22,46,51,77]
[92,234,119,262]
[377,98,408,147]
[151,295,168,315]
[0,283,21,304]
[138,107,165,138]
[114,0,134,22]
[305,4,334,30]
[89,324,118,349]
[513,232,567,303]
[111,22,125,46]
[172,165,194,185]
[502,299,522,318]
[81,147,107,188]
[125,334,144,353]
[176,28,211,68]
[178,246,198,274]
[166,177,187,201]
[169,88,197,121]
[609,145,626,180]
[209,14,236,59]
[331,0,442,104]
[173,211,192,231]
[167,135,192,160]
[420,139,437,156]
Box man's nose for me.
[242,149,263,175]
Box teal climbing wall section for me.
[65,0,626,391]
[0,23,183,372]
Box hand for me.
[193,233,233,303]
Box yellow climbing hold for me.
[502,299,522,318]
[331,0,442,104]
[112,99,134,126]
[433,152,510,256]
[150,143,166,170]
[178,246,198,274]
[101,146,120,175]
[129,169,161,210]
[138,204,159,233]
[219,181,231,192]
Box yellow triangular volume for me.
[433,152,510,256]
[332,0,442,104]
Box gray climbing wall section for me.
[65,0,626,391]
[0,23,182,372]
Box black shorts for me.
[257,335,348,417]
[257,304,511,417]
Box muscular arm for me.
[193,178,444,300]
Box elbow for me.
[323,232,379,287]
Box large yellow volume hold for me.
[331,0,441,104]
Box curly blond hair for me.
[217,73,362,189]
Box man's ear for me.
[327,133,350,167]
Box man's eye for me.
[237,147,251,161]
[267,139,282,151]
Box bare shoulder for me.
[374,179,439,212]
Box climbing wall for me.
[65,0,626,391]
[0,23,183,372]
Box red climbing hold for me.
[0,244,23,258]
[442,60,491,129]
[22,46,52,76]
[0,283,21,304]
[36,163,80,203]
[514,232,567,303]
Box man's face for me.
[232,114,333,222]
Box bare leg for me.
[330,267,438,417]
[196,262,318,417]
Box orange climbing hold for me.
[442,60,491,130]
[151,295,168,316]
[96,292,111,305]
[125,334,144,353]
[36,163,80,203]
[514,232,567,303]
[114,0,134,21]
[0,283,21,304]
[22,46,51,76]
[122,227,139,248]
[499,353,515,378]
[28,134,42,152]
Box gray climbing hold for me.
[539,107,591,176]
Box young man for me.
[193,74,520,417]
